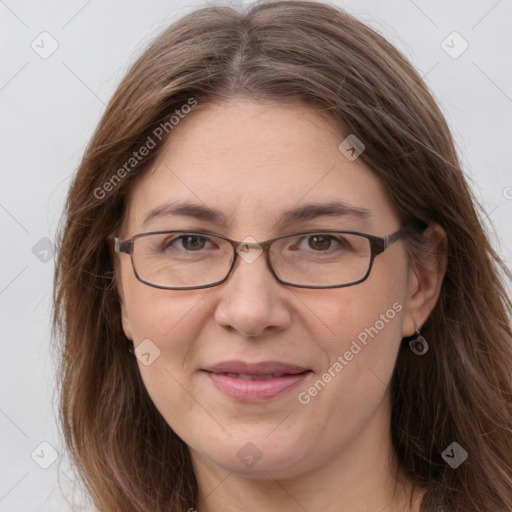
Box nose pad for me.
[227,236,272,287]
[235,236,264,265]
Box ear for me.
[401,223,447,337]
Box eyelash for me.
[159,233,351,253]
[162,234,214,251]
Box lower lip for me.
[204,371,311,402]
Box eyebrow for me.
[141,200,370,231]
[142,201,226,229]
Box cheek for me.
[305,292,403,393]
[120,256,208,343]
[121,282,216,438]
[120,263,211,391]
[295,265,406,413]
[299,262,406,356]
[289,293,404,471]
[123,286,211,361]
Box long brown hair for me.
[52,1,512,510]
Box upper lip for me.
[203,360,309,376]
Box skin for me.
[118,99,446,511]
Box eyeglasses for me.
[112,225,419,290]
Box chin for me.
[194,434,311,477]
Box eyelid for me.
[141,229,363,245]
[296,232,344,244]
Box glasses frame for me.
[112,224,422,290]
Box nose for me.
[214,245,292,338]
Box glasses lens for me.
[270,232,371,287]
[132,232,233,288]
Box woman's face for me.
[119,99,418,478]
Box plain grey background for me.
[1,0,511,509]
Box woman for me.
[52,1,512,511]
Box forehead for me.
[123,99,397,236]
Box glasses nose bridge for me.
[226,237,276,282]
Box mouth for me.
[216,372,304,380]
[201,361,312,402]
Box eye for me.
[156,233,214,253]
[297,234,349,252]
[307,234,333,251]
[174,234,211,251]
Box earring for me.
[409,329,429,356]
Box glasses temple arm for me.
[384,221,428,249]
